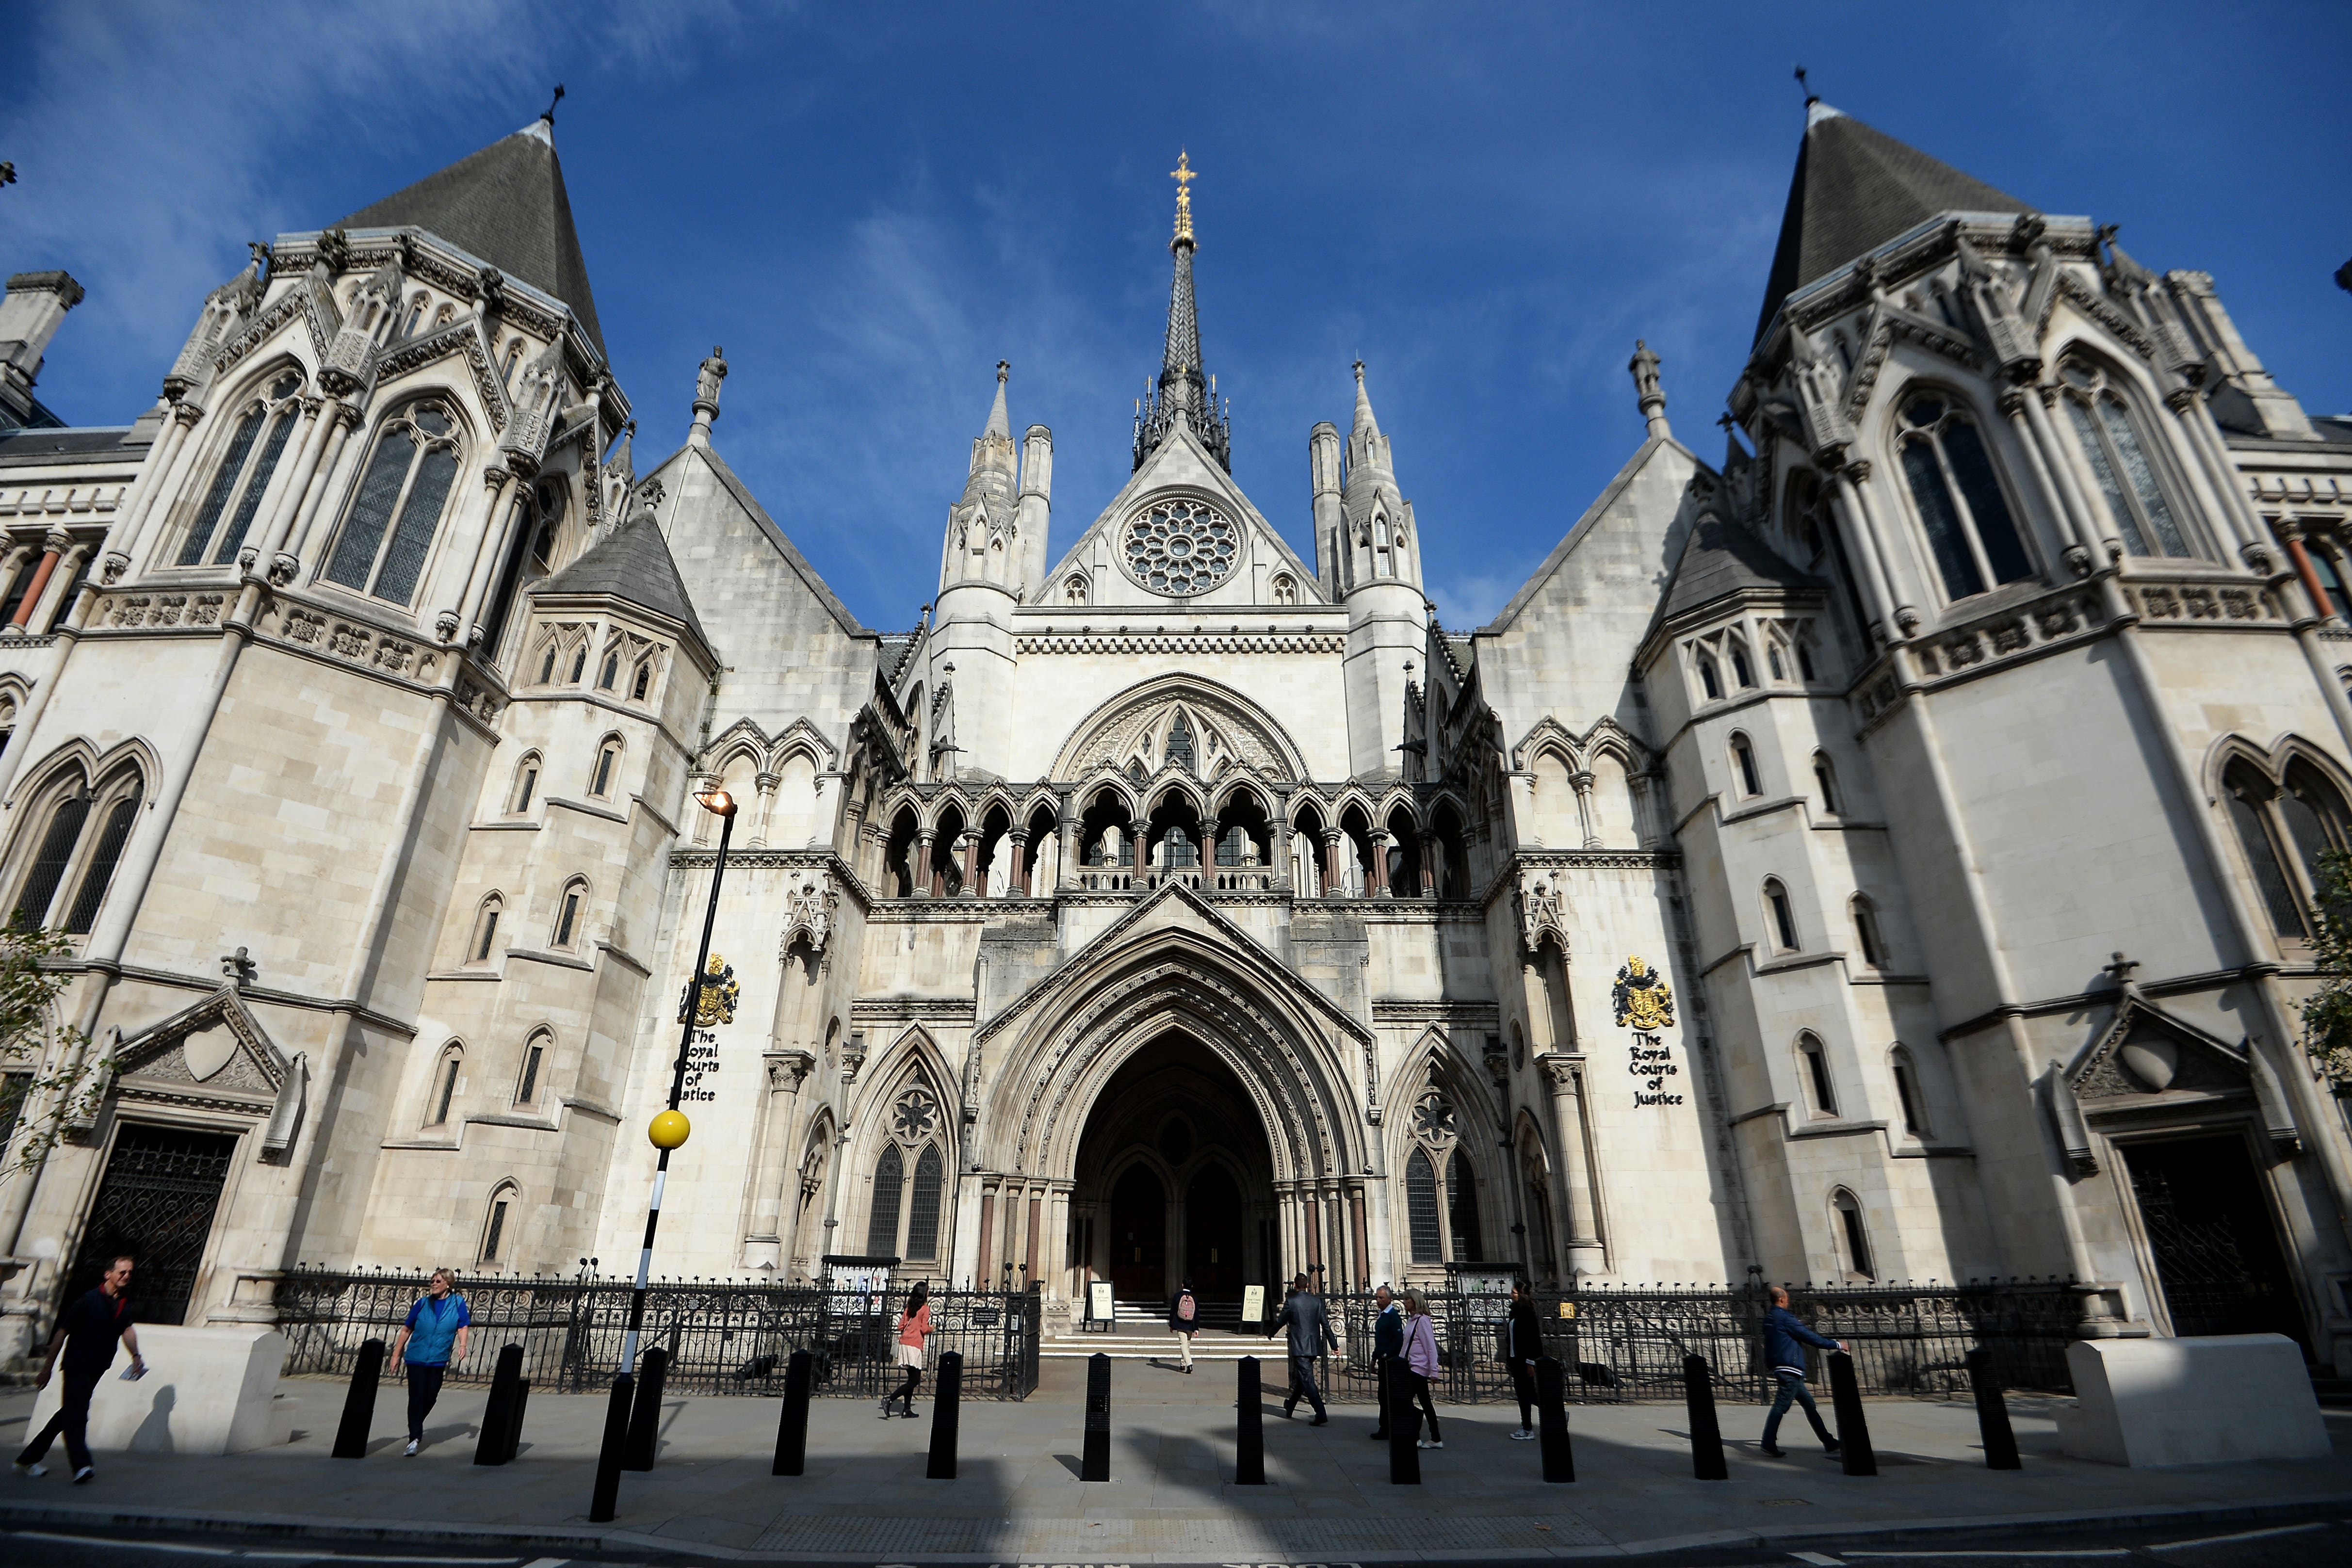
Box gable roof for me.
[533,513,712,650]
[646,440,869,639]
[1756,102,2035,345]
[338,119,605,356]
[1486,433,1697,633]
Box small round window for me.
[1121,496,1238,596]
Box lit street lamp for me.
[619,784,737,1374]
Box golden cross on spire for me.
[1170,149,1197,244]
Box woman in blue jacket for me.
[1758,1285,1844,1457]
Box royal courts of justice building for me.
[1,96,2351,1375]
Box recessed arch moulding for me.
[955,895,1384,1303]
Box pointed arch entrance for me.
[1074,1034,1276,1305]
[965,887,1380,1310]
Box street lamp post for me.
[620,785,738,1374]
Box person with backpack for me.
[1168,1278,1199,1374]
[882,1281,932,1418]
[1504,1278,1542,1440]
[391,1268,470,1457]
[15,1253,143,1484]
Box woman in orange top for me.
[883,1281,932,1418]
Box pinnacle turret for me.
[1134,151,1232,472]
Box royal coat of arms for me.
[679,953,740,1026]
[1611,954,1674,1031]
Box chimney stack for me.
[0,271,84,426]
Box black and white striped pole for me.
[618,785,737,1376]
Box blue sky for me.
[8,2,2349,631]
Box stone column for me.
[1367,831,1391,896]
[749,770,780,848]
[9,535,63,628]
[976,1183,998,1289]
[1348,1185,1370,1292]
[450,469,521,637]
[1827,466,1902,640]
[915,829,938,898]
[1057,804,1079,891]
[959,831,980,898]
[244,395,328,570]
[743,1051,814,1269]
[1998,388,2098,573]
[1538,1054,1606,1277]
[1007,829,1030,897]
[108,397,200,572]
[1271,801,1294,891]
[1569,769,1600,850]
[284,400,365,566]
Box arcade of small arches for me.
[861,779,1481,902]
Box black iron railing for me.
[1315,1279,2081,1404]
[276,1270,1043,1400]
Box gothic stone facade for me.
[3,103,2352,1372]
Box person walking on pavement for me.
[1266,1273,1335,1424]
[1168,1277,1199,1374]
[1758,1285,1845,1457]
[883,1280,932,1418]
[1367,1284,1403,1441]
[1505,1278,1542,1440]
[16,1254,143,1484]
[392,1267,470,1456]
[1401,1289,1445,1449]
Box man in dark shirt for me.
[1366,1285,1403,1440]
[16,1254,144,1484]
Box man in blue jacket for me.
[1759,1286,1844,1456]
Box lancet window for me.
[179,371,304,567]
[1896,392,2032,602]
[323,401,462,606]
[866,1076,948,1263]
[2060,361,2190,558]
[8,770,143,936]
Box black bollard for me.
[1386,1355,1420,1485]
[474,1343,525,1467]
[926,1351,962,1480]
[1234,1356,1265,1485]
[505,1379,530,1463]
[587,1371,633,1524]
[1826,1351,1878,1476]
[331,1338,384,1459]
[1535,1356,1575,1483]
[1081,1352,1111,1482]
[622,1345,668,1471]
[1965,1348,2021,1471]
[773,1349,813,1476]
[1683,1353,1728,1480]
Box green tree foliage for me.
[2298,847,2352,1091]
[0,924,102,1177]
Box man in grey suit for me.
[1266,1273,1336,1424]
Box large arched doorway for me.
[1072,1033,1276,1310]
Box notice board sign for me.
[1241,1283,1266,1329]
[1088,1279,1114,1328]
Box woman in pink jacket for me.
[1400,1289,1444,1450]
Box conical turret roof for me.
[338,118,605,355]
[1754,102,2034,345]
[533,513,709,650]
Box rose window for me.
[892,1086,939,1142]
[1122,497,1238,595]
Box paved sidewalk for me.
[3,1358,2349,1560]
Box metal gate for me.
[63,1123,238,1327]
[2125,1135,2308,1349]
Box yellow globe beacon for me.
[648,1108,691,1150]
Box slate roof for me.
[532,513,711,650]
[1657,513,1820,623]
[338,120,605,356]
[1756,102,2035,345]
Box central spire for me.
[1134,150,1232,473]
